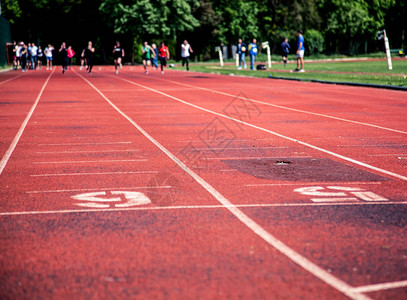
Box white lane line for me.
[340,144,407,147]
[32,159,146,164]
[27,186,171,194]
[2,201,407,217]
[117,76,407,182]
[38,142,131,146]
[163,79,407,135]
[191,147,287,151]
[77,72,371,300]
[36,149,140,154]
[31,171,158,177]
[203,156,311,160]
[0,70,54,176]
[369,154,407,157]
[178,138,272,143]
[245,182,383,187]
[352,279,407,293]
[0,74,23,86]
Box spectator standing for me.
[44,44,54,70]
[158,42,170,74]
[27,43,32,69]
[21,43,28,72]
[67,46,75,70]
[237,39,247,69]
[31,43,38,70]
[280,38,290,67]
[295,30,305,72]
[37,45,43,69]
[12,41,18,70]
[248,39,258,70]
[181,40,193,71]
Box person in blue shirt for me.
[280,37,290,67]
[237,39,247,70]
[248,39,258,70]
[295,30,305,72]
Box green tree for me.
[215,0,260,44]
[99,0,200,61]
[1,0,22,24]
[318,0,396,53]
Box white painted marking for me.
[76,71,371,300]
[72,191,151,208]
[1,201,407,217]
[341,144,407,147]
[31,171,158,177]
[0,70,54,176]
[27,186,171,194]
[203,156,310,160]
[163,78,407,135]
[246,182,383,187]
[0,74,23,86]
[311,197,358,203]
[116,76,407,182]
[38,142,131,146]
[295,186,349,197]
[351,191,388,202]
[191,147,287,151]
[36,149,140,154]
[369,154,407,157]
[352,279,407,293]
[32,159,147,164]
[294,186,389,203]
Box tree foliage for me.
[2,0,402,61]
[1,0,22,24]
[99,0,199,39]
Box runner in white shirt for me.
[44,44,54,70]
[31,43,38,69]
[181,40,193,71]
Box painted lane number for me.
[72,191,151,208]
[294,186,388,203]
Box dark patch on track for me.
[247,204,407,230]
[45,101,83,104]
[221,157,390,182]
[0,102,27,105]
[188,76,211,79]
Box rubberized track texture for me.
[1,66,407,300]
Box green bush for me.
[304,29,324,55]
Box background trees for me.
[3,0,403,63]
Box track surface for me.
[1,66,407,299]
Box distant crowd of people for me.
[11,32,304,75]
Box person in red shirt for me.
[67,46,75,70]
[158,42,170,74]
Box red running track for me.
[1,66,407,299]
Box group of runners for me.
[11,39,195,75]
[141,40,193,74]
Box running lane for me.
[1,67,406,299]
